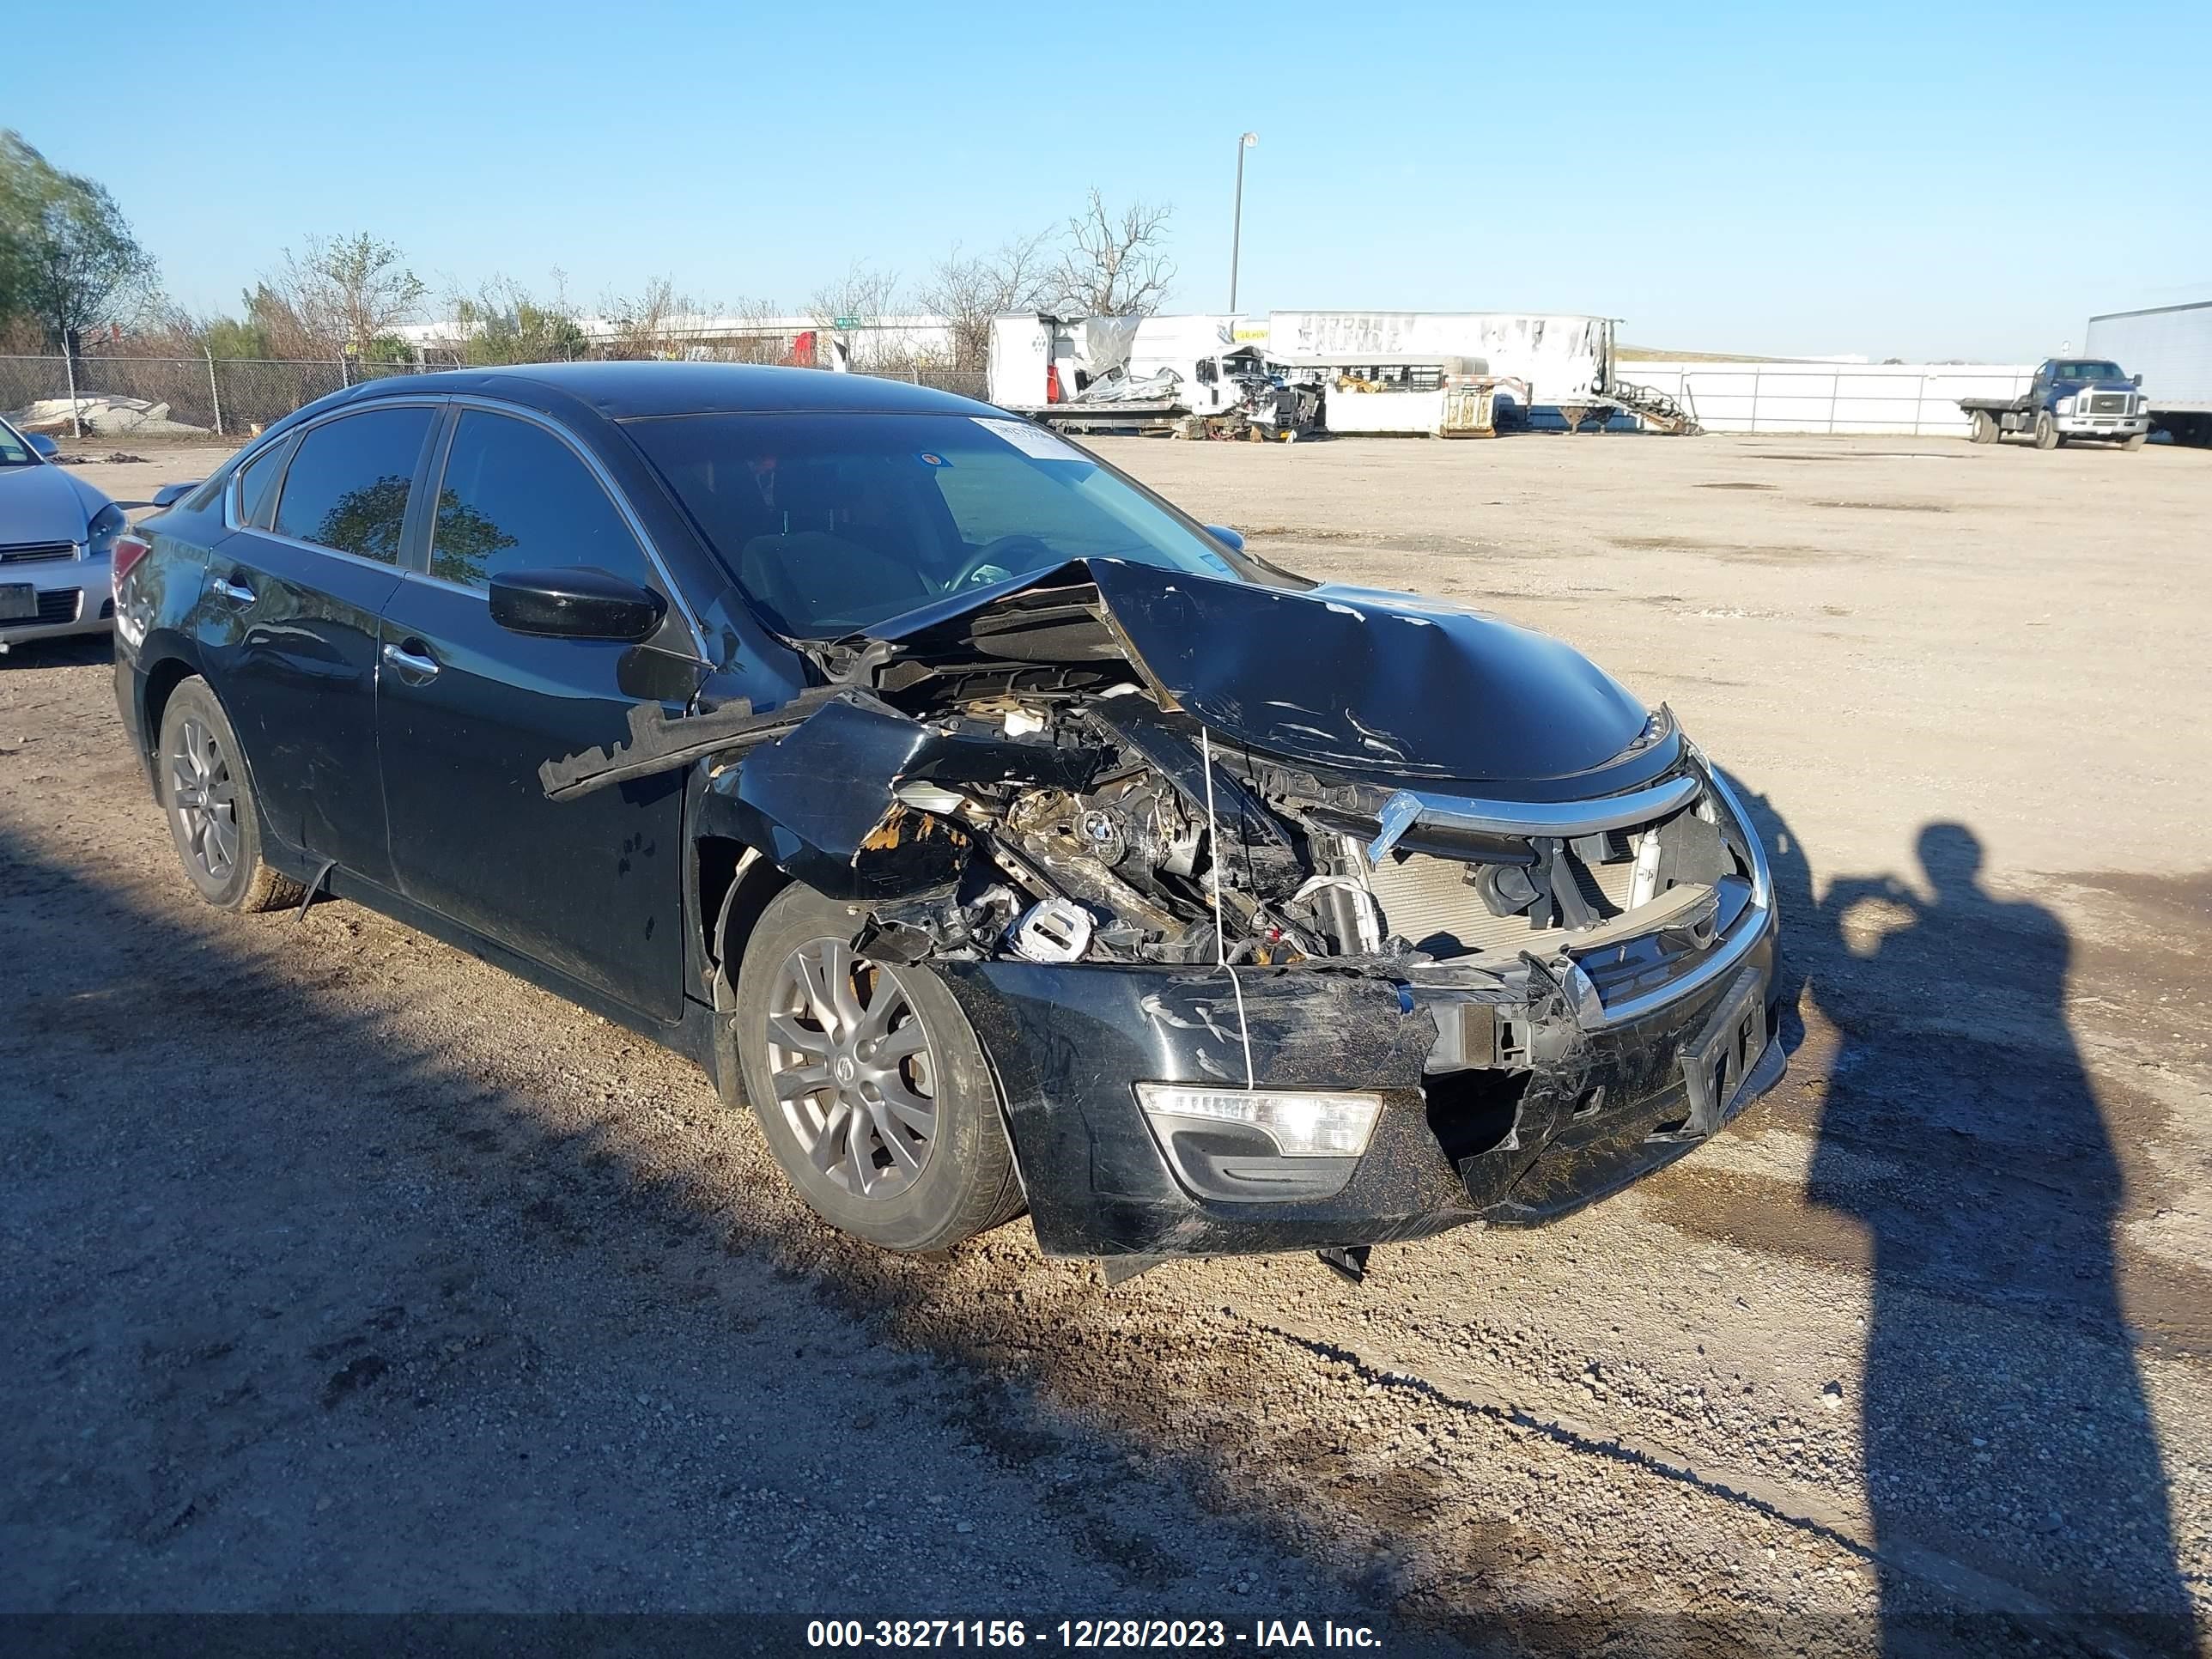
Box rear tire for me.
[156,678,304,914]
[1968,410,1997,445]
[2033,410,2060,450]
[735,884,1022,1252]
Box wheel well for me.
[698,836,791,1009]
[141,658,199,764]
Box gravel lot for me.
[3,430,2207,1656]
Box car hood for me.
[864,557,1651,784]
[0,463,105,545]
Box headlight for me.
[86,501,127,560]
[2055,395,2075,415]
[1134,1083,1382,1158]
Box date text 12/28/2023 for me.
[805,1619,1383,1650]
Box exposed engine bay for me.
[541,555,1784,1263]
[709,681,1753,995]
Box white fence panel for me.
[1620,361,2036,435]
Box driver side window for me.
[430,411,657,594]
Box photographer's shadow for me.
[1739,799,2193,1652]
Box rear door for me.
[196,402,441,884]
[374,404,703,1024]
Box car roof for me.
[342,362,993,420]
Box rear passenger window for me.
[429,410,655,592]
[271,406,435,563]
[234,438,290,528]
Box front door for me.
[195,402,441,885]
[374,405,701,1024]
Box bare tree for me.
[1050,190,1175,317]
[720,294,793,365]
[598,276,694,360]
[807,261,902,330]
[918,228,1054,369]
[807,263,912,368]
[269,234,427,359]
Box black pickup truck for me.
[1957,358,2151,451]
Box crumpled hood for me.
[869,557,1651,784]
[0,463,105,546]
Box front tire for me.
[2123,432,2148,451]
[735,884,1021,1252]
[156,678,303,913]
[2033,410,2060,450]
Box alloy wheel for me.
[764,939,939,1200]
[168,717,240,883]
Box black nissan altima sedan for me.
[112,363,1782,1276]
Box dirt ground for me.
[3,430,2207,1656]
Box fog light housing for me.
[1134,1084,1382,1158]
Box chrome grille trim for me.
[1365,772,1701,866]
[0,541,78,564]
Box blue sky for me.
[6,0,2206,360]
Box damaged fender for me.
[691,691,1103,900]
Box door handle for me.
[210,574,256,605]
[380,641,440,679]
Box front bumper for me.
[0,555,113,647]
[941,906,1784,1263]
[2056,413,2148,437]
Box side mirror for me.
[484,570,654,641]
[1203,525,1245,554]
[489,567,666,641]
[149,481,203,509]
[2133,374,2143,387]
[27,434,58,459]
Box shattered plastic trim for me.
[536,549,1786,1261]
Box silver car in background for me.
[0,417,129,651]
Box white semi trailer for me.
[988,311,1696,437]
[986,314,1263,434]
[2085,301,2212,447]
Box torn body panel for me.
[692,690,1104,900]
[539,550,1786,1263]
[938,913,1782,1261]
[938,960,1472,1258]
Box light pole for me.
[1229,131,1258,313]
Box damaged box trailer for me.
[989,311,1689,438]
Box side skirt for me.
[257,830,727,1091]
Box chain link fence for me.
[1,355,990,442]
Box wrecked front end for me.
[552,558,1784,1268]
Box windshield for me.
[2053,361,2124,381]
[0,420,39,467]
[626,410,1267,637]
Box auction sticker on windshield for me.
[972,416,1087,463]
